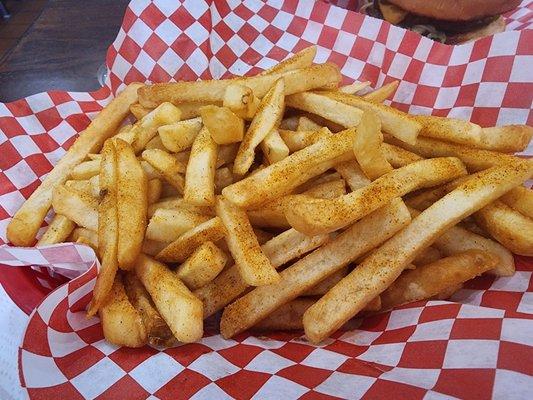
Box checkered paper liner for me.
[0,0,532,398]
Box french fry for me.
[70,227,98,248]
[408,206,515,276]
[474,200,533,256]
[52,185,98,231]
[261,130,289,164]
[220,198,411,338]
[200,105,244,145]
[145,208,210,242]
[380,250,500,311]
[254,298,315,331]
[338,81,371,94]
[196,228,330,318]
[115,139,148,270]
[140,160,164,180]
[234,78,285,175]
[156,217,227,263]
[385,134,527,171]
[178,101,222,119]
[142,149,186,193]
[147,179,162,204]
[363,80,399,103]
[7,82,142,246]
[176,241,227,290]
[417,115,532,153]
[222,84,260,120]
[297,116,322,131]
[145,135,166,151]
[303,161,533,343]
[135,254,203,343]
[70,159,100,180]
[334,161,370,191]
[279,128,330,153]
[184,127,218,206]
[304,266,349,296]
[280,116,300,130]
[99,274,147,348]
[323,91,422,145]
[253,227,276,245]
[284,157,466,236]
[222,128,355,208]
[138,63,341,107]
[216,196,280,286]
[433,284,463,300]
[216,143,239,168]
[286,91,363,128]
[353,111,393,180]
[123,272,176,347]
[158,117,203,153]
[88,140,119,316]
[129,102,182,153]
[215,167,234,193]
[160,183,180,198]
[382,143,423,167]
[65,179,95,197]
[147,197,213,218]
[37,215,76,246]
[412,246,442,266]
[130,103,152,120]
[142,238,168,257]
[500,186,533,219]
[262,45,316,75]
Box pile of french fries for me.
[7,46,533,347]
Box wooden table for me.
[0,0,129,102]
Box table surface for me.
[0,0,129,102]
[0,1,129,398]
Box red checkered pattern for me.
[0,0,532,398]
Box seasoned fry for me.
[156,217,227,263]
[234,78,285,175]
[304,266,349,296]
[279,128,329,152]
[216,196,279,286]
[382,143,423,167]
[138,63,341,107]
[184,127,218,206]
[323,91,422,144]
[146,208,210,242]
[70,227,98,247]
[52,185,98,231]
[363,80,399,103]
[135,254,203,343]
[176,241,227,290]
[216,143,239,168]
[261,130,289,164]
[303,162,533,343]
[500,186,533,219]
[70,159,100,180]
[147,179,162,204]
[280,116,300,130]
[99,274,147,347]
[196,228,329,318]
[353,111,393,180]
[338,81,371,94]
[200,105,244,144]
[412,246,441,266]
[115,139,148,270]
[130,103,151,120]
[66,178,94,196]
[297,116,322,131]
[123,272,176,347]
[147,197,213,218]
[334,161,370,191]
[142,149,186,193]
[254,298,315,331]
[222,84,260,120]
[381,250,499,310]
[215,167,234,193]
[284,157,466,235]
[220,199,410,338]
[142,239,168,257]
[158,117,203,153]
[262,46,316,75]
[7,83,142,246]
[222,128,355,208]
[417,115,532,153]
[37,215,76,246]
[145,135,166,151]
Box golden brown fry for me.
[304,266,349,296]
[262,46,316,75]
[363,80,399,103]
[196,228,329,318]
[334,161,370,191]
[222,128,355,208]
[417,115,532,153]
[382,143,423,168]
[284,157,466,235]
[303,162,533,343]
[176,241,227,290]
[200,105,244,144]
[88,140,119,316]
[130,103,152,120]
[65,179,94,197]
[123,272,176,347]
[70,159,100,180]
[381,250,499,310]
[37,215,76,246]
[254,298,315,331]
[216,196,279,286]
[297,116,322,131]
[215,167,234,193]
[146,208,210,242]
[433,284,463,300]
[135,254,203,343]
[142,239,168,257]
[261,130,290,164]
[115,139,148,270]
[138,63,341,107]
[147,179,162,205]
[500,186,533,219]
[216,143,239,168]
[412,246,441,266]
[222,84,260,120]
[158,117,203,153]
[145,135,166,151]
[52,185,98,231]
[338,81,371,95]
[234,79,285,175]
[278,128,329,152]
[184,127,218,206]
[220,199,410,338]
[156,217,227,263]
[142,149,186,193]
[7,83,142,246]
[147,197,213,218]
[70,227,98,247]
[280,116,300,130]
[99,274,147,348]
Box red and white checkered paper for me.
[1,0,533,398]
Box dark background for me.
[0,0,129,102]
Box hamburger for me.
[358,0,522,44]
